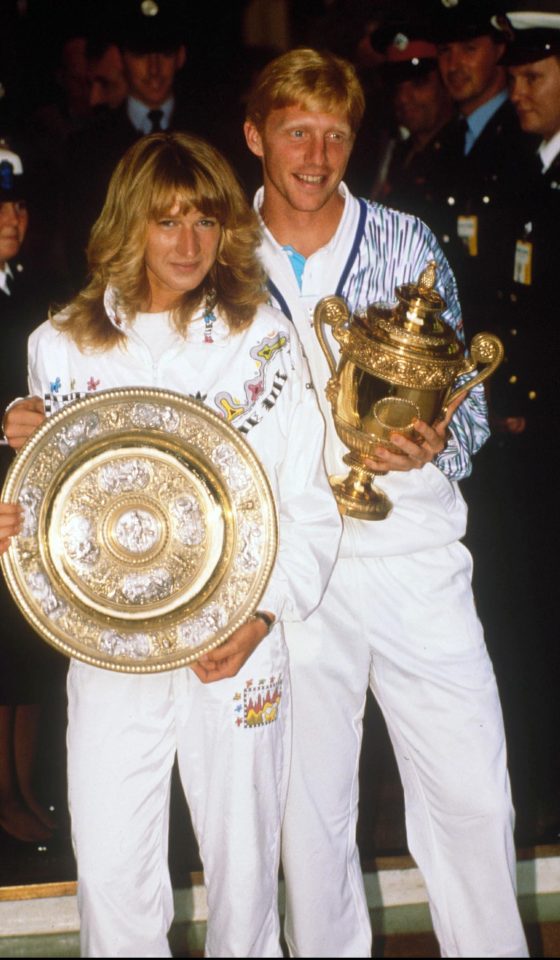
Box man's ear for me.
[244,120,264,158]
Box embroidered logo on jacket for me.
[214,333,289,432]
[44,390,89,416]
[233,675,283,728]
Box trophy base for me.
[329,470,393,521]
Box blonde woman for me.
[3,132,340,958]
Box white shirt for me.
[538,129,560,172]
[0,262,14,296]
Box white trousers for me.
[66,628,289,958]
[282,543,529,959]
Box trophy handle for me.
[313,296,351,377]
[443,332,505,411]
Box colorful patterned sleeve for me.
[408,218,491,480]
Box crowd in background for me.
[0,0,558,854]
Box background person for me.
[0,144,63,843]
[369,24,455,215]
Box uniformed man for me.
[490,3,560,429]
[462,4,560,848]
[0,144,64,844]
[371,25,456,225]
[424,0,539,331]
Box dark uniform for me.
[0,194,64,706]
[462,8,560,844]
[375,34,456,226]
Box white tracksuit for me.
[257,184,529,959]
[27,299,341,958]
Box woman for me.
[2,132,340,957]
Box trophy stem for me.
[329,467,393,521]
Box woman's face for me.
[144,204,221,311]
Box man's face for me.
[244,104,354,216]
[144,205,221,311]
[437,35,506,112]
[0,200,28,268]
[88,45,128,110]
[509,56,560,140]
[122,46,185,108]
[393,69,451,137]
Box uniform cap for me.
[371,26,439,82]
[427,0,508,43]
[0,146,26,201]
[117,0,186,54]
[493,7,560,64]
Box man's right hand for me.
[2,397,46,450]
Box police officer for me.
[371,25,455,227]
[464,4,560,846]
[490,4,560,430]
[0,145,64,843]
[424,0,539,332]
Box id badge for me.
[457,215,478,256]
[513,240,533,285]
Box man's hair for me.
[245,47,365,134]
[58,132,267,350]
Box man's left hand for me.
[364,391,466,473]
[189,615,271,684]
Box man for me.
[370,26,455,224]
[244,48,529,958]
[427,0,538,331]
[86,35,128,111]
[0,145,62,845]
[63,0,208,291]
[485,3,560,841]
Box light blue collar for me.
[464,89,508,154]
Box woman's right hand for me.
[2,397,46,450]
[0,502,22,555]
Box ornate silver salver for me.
[1,388,278,672]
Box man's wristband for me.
[252,610,276,633]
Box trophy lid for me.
[358,260,463,361]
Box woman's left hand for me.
[189,615,271,684]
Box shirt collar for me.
[102,284,230,344]
[464,89,508,153]
[538,129,560,172]
[254,181,354,257]
[127,95,175,134]
[0,262,14,296]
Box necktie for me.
[148,109,164,133]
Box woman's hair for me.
[57,132,268,350]
[245,47,365,135]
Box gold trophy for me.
[314,261,503,521]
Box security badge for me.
[457,215,478,256]
[513,222,533,286]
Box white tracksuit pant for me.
[67,626,289,958]
[282,545,529,959]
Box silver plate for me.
[1,388,278,672]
